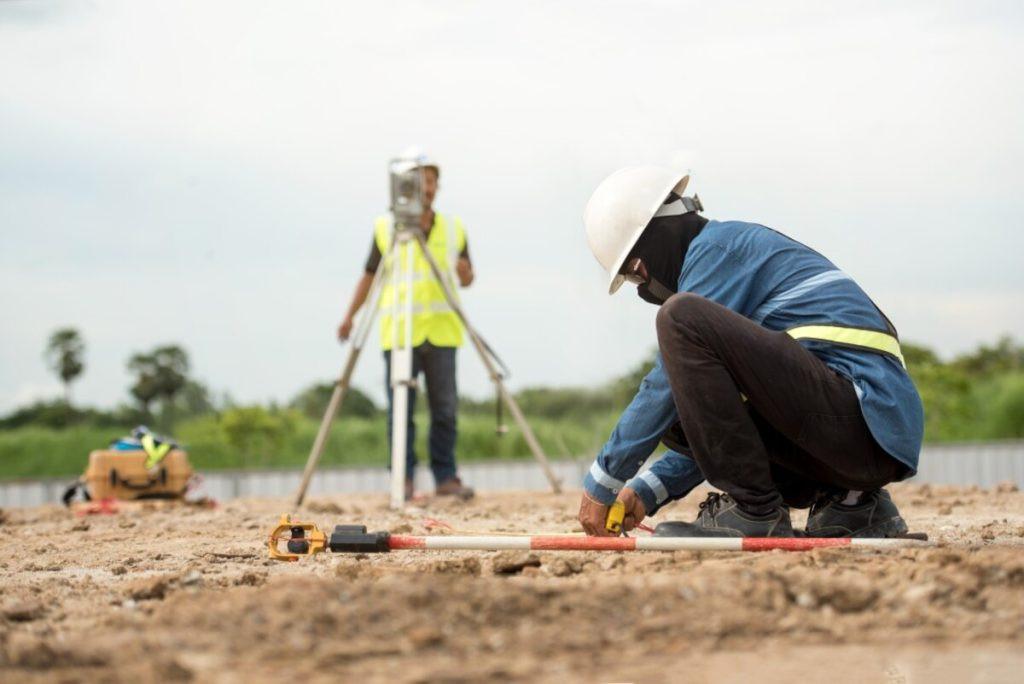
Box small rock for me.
[827,581,878,613]
[335,561,364,580]
[794,592,817,609]
[994,481,1019,494]
[110,565,128,576]
[546,557,583,577]
[491,551,541,575]
[407,626,444,649]
[234,571,267,586]
[3,600,45,622]
[181,570,203,587]
[126,575,174,600]
[902,583,935,604]
[428,558,482,575]
[71,521,90,532]
[153,658,194,682]
[599,555,626,571]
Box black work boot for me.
[806,488,908,538]
[653,492,795,538]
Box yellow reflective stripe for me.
[380,302,453,316]
[786,325,905,368]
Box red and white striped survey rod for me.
[270,521,932,560]
[386,534,928,552]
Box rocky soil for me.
[1,482,1023,683]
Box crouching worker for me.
[578,167,924,538]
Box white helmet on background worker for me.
[583,166,690,294]
[398,145,440,176]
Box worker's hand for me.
[578,492,613,537]
[337,317,354,341]
[617,487,647,533]
[456,257,474,287]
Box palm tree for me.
[44,328,85,405]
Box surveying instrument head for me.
[388,158,427,229]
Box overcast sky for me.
[1,0,1022,413]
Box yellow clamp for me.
[605,500,625,535]
[268,514,327,562]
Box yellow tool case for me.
[74,449,194,502]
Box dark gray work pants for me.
[384,342,458,485]
[655,293,907,515]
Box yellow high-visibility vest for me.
[374,212,466,351]
[786,325,906,368]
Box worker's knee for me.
[655,293,715,341]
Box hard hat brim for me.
[605,174,689,295]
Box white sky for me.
[1,0,1022,412]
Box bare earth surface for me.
[1,482,1023,683]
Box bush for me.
[983,374,1024,439]
[218,406,299,468]
[289,382,379,420]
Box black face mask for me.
[628,197,708,306]
[637,279,677,305]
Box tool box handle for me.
[109,467,168,490]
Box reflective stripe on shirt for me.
[751,269,853,323]
[787,325,906,368]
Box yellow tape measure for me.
[605,500,625,535]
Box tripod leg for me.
[389,237,416,510]
[412,232,563,494]
[496,382,563,493]
[293,265,386,506]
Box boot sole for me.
[853,516,909,539]
[805,515,909,539]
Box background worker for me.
[338,148,475,500]
[578,166,924,538]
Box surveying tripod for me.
[294,211,562,509]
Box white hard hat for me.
[398,145,440,174]
[584,166,690,294]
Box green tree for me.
[127,345,190,419]
[289,382,378,420]
[44,328,85,405]
[160,379,216,426]
[952,336,1024,377]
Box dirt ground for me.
[1,482,1023,684]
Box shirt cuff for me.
[583,461,625,505]
[626,470,671,516]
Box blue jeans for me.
[383,342,458,485]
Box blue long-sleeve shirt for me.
[584,220,925,515]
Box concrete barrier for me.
[2,441,1022,508]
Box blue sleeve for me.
[678,241,759,316]
[583,354,678,504]
[626,450,705,516]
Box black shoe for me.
[806,488,908,538]
[653,492,795,538]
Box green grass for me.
[0,412,620,479]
